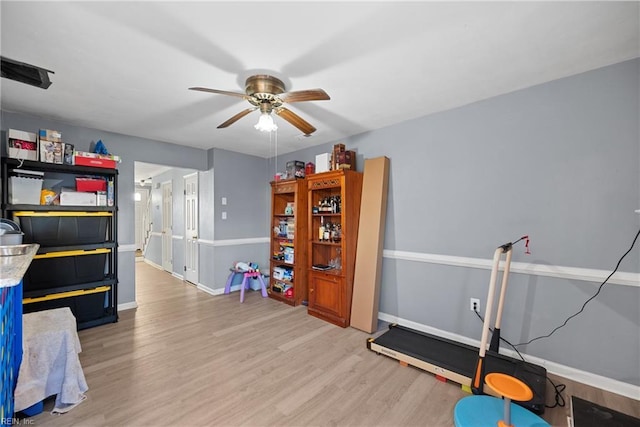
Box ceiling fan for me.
[189,74,330,135]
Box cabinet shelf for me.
[307,170,363,328]
[312,240,342,246]
[22,279,117,300]
[2,157,118,176]
[3,204,116,212]
[35,242,116,254]
[271,259,296,267]
[267,291,296,306]
[269,179,307,306]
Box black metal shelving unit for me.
[1,157,119,330]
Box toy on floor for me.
[233,261,258,272]
[454,372,549,427]
[224,262,267,303]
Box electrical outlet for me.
[470,298,480,312]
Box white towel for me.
[14,308,88,414]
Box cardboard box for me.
[350,157,390,333]
[315,153,331,173]
[286,160,305,179]
[38,129,62,142]
[336,150,356,170]
[60,189,97,206]
[39,140,64,164]
[63,143,74,165]
[96,191,107,206]
[332,143,346,170]
[74,151,119,169]
[7,129,38,161]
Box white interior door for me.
[184,173,199,284]
[134,187,149,250]
[161,181,173,271]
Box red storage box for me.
[74,152,119,169]
[76,177,107,192]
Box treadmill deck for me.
[367,323,547,414]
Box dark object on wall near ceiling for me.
[1,56,54,89]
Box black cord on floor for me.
[516,227,640,347]
[546,376,566,409]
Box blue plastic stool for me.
[454,396,549,427]
[455,373,549,427]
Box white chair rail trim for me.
[383,250,639,288]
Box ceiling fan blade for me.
[280,89,330,103]
[217,108,257,128]
[189,87,249,99]
[275,107,317,135]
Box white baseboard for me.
[172,272,184,280]
[377,312,640,401]
[143,258,163,270]
[196,283,244,296]
[118,301,138,311]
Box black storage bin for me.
[23,249,109,291]
[14,211,111,246]
[23,288,111,325]
[74,291,110,322]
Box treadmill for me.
[367,239,547,414]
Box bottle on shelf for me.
[323,221,331,241]
[318,217,325,241]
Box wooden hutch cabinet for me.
[307,169,363,327]
[268,179,307,306]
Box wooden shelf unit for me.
[268,179,307,306]
[306,169,363,327]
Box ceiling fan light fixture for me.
[254,112,278,132]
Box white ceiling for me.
[1,1,639,163]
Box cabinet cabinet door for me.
[308,272,346,326]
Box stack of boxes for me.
[38,129,73,165]
[332,143,356,171]
[315,143,356,173]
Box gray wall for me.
[2,58,638,388]
[199,148,270,292]
[268,59,640,386]
[0,111,208,305]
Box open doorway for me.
[134,161,172,262]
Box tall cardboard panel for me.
[350,156,389,332]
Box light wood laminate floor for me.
[25,262,639,426]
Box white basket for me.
[9,171,44,205]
